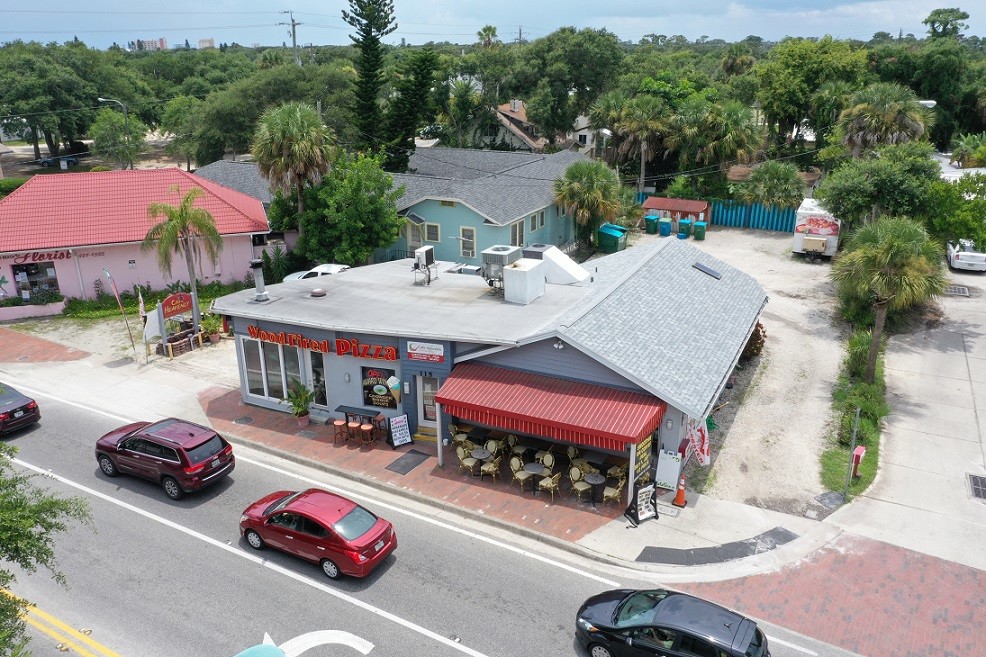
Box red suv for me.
[240,488,396,579]
[95,418,235,500]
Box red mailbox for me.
[852,445,866,478]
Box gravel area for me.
[629,228,845,517]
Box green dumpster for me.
[644,215,659,234]
[597,223,629,253]
[679,219,693,237]
[694,221,707,241]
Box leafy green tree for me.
[299,152,405,265]
[720,44,755,77]
[142,187,223,334]
[922,7,969,39]
[838,83,932,158]
[437,80,485,147]
[736,160,803,209]
[160,95,202,171]
[0,441,91,657]
[924,173,986,246]
[553,160,621,246]
[343,0,397,151]
[816,143,940,229]
[476,25,500,49]
[808,80,853,148]
[950,132,985,167]
[89,107,149,169]
[382,49,439,172]
[252,102,336,245]
[831,218,947,383]
[515,27,624,141]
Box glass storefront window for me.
[310,354,327,406]
[264,342,285,400]
[11,263,59,302]
[242,337,301,401]
[244,340,264,396]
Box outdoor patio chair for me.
[603,477,626,505]
[537,472,562,502]
[456,445,479,477]
[510,456,534,490]
[480,456,502,483]
[569,466,592,502]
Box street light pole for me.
[98,97,129,169]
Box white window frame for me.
[460,227,476,258]
[510,221,524,247]
[424,223,440,242]
[539,210,545,228]
[529,214,537,231]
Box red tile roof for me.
[0,168,269,253]
[641,197,710,215]
[435,362,666,452]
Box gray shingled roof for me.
[396,149,588,225]
[194,160,274,206]
[214,237,765,420]
[558,239,768,418]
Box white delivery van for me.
[792,198,840,260]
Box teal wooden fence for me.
[710,199,796,233]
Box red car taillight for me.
[0,412,9,421]
[344,548,369,563]
[184,463,205,475]
[221,444,233,456]
[26,401,38,410]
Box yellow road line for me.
[3,589,123,657]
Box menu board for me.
[389,414,412,448]
[633,434,652,481]
[624,483,657,526]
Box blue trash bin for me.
[658,219,672,237]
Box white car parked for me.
[946,240,986,272]
[282,264,351,281]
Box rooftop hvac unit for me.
[522,244,553,260]
[414,245,435,268]
[481,245,522,282]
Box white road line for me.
[7,383,132,424]
[237,455,621,587]
[767,635,818,655]
[14,458,490,657]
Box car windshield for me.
[185,435,225,463]
[615,590,669,627]
[333,505,378,541]
[264,491,302,516]
[746,628,768,657]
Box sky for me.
[0,1,982,50]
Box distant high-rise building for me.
[137,38,167,51]
[198,38,216,49]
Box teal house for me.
[384,149,588,264]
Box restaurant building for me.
[0,169,269,320]
[212,239,767,491]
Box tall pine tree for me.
[343,0,396,151]
[383,49,439,172]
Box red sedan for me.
[240,488,396,579]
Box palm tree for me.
[614,94,668,197]
[588,91,627,164]
[252,102,335,244]
[838,83,933,158]
[438,79,484,147]
[720,44,755,77]
[476,25,499,48]
[736,161,804,209]
[702,100,762,167]
[831,218,947,383]
[950,132,985,167]
[142,187,223,335]
[809,80,853,147]
[554,160,621,247]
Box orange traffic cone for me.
[672,475,687,508]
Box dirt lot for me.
[1,132,184,177]
[629,228,845,517]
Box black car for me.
[576,589,770,657]
[0,382,41,435]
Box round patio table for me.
[471,448,492,461]
[584,472,607,506]
[524,462,547,494]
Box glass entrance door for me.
[309,352,328,408]
[417,376,438,427]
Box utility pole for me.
[279,10,301,65]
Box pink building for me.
[0,169,269,319]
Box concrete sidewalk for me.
[3,322,985,657]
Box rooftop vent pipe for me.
[250,259,269,302]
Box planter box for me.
[155,329,203,358]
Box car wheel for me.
[588,644,613,657]
[245,530,265,550]
[40,161,50,167]
[162,476,184,500]
[320,558,342,579]
[97,455,118,477]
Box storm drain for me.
[234,416,254,425]
[945,285,970,297]
[969,474,986,500]
[297,430,317,439]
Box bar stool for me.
[346,420,362,442]
[359,423,375,448]
[332,418,349,444]
[372,413,388,441]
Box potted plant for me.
[201,314,223,344]
[283,379,317,427]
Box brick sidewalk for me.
[0,326,89,362]
[679,533,985,657]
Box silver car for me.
[282,264,351,281]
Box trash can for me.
[679,219,693,237]
[658,219,672,237]
[693,221,707,241]
[597,223,629,253]
[644,216,659,235]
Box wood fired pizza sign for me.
[161,292,193,319]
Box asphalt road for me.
[6,392,861,657]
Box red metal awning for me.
[435,362,666,452]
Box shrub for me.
[0,296,24,307]
[30,288,63,306]
[88,165,114,172]
[845,329,877,380]
[0,177,29,198]
[740,321,766,362]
